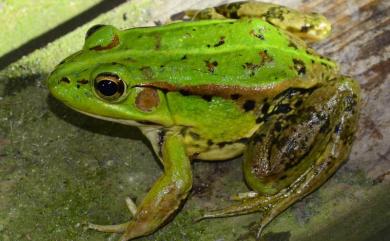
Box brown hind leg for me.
[200,77,360,238]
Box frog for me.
[47,1,361,240]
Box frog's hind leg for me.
[186,1,331,42]
[201,77,360,237]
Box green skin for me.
[47,2,361,241]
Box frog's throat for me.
[68,106,144,127]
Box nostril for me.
[59,77,71,84]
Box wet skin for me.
[47,1,360,240]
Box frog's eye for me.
[85,24,106,40]
[84,25,120,51]
[94,73,126,101]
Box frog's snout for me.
[47,71,75,101]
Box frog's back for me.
[117,19,337,93]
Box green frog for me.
[47,1,360,240]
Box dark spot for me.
[280,174,288,180]
[256,115,269,124]
[205,60,218,73]
[207,140,213,146]
[259,50,273,63]
[180,127,188,136]
[123,13,128,21]
[76,84,80,89]
[288,42,298,49]
[158,130,165,157]
[253,134,265,143]
[320,118,330,133]
[231,94,241,100]
[180,90,191,96]
[274,104,292,114]
[154,20,162,26]
[206,44,211,48]
[160,65,165,68]
[218,142,227,148]
[242,63,258,76]
[230,11,239,19]
[202,95,212,102]
[238,138,249,143]
[214,36,225,47]
[59,77,70,84]
[181,55,187,60]
[293,59,306,75]
[294,99,303,108]
[243,100,256,111]
[301,25,311,33]
[250,29,265,40]
[189,132,200,140]
[261,102,270,114]
[170,11,186,21]
[243,51,273,76]
[76,79,89,85]
[273,87,309,100]
[192,152,200,159]
[138,121,158,125]
[155,33,161,50]
[274,122,282,132]
[334,123,341,134]
[344,95,356,112]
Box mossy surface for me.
[0,1,389,241]
[0,0,103,56]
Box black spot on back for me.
[231,94,241,100]
[293,59,306,75]
[243,100,256,111]
[202,95,212,102]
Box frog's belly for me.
[187,142,246,160]
[140,126,246,161]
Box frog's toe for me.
[87,222,129,233]
[87,197,137,234]
[229,191,258,201]
[125,196,137,216]
[199,195,272,220]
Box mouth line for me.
[66,105,143,126]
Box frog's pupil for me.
[97,80,118,96]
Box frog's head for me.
[47,25,173,126]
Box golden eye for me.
[94,73,126,101]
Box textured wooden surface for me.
[0,1,389,241]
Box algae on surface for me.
[0,0,104,56]
[1,0,389,241]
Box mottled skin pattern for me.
[47,1,360,241]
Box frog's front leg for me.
[89,132,192,241]
[201,77,360,237]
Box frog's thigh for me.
[202,77,360,233]
[244,77,360,195]
[249,77,360,231]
